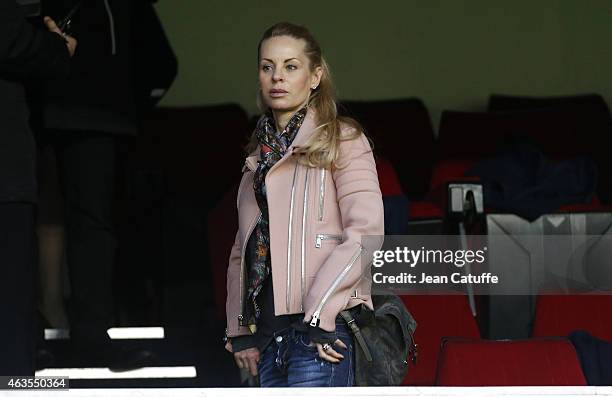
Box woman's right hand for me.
[226,341,260,376]
[233,347,260,376]
[315,339,347,363]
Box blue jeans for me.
[258,318,355,387]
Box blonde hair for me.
[248,22,363,169]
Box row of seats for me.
[404,294,612,386]
[375,130,611,384]
[292,93,608,207]
[436,337,587,386]
[361,95,611,385]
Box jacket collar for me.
[243,107,317,172]
[290,107,317,150]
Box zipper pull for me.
[310,311,320,327]
[315,235,323,248]
[238,314,244,326]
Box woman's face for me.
[259,36,322,116]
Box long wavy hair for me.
[247,22,363,169]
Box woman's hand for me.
[232,346,260,376]
[225,339,260,376]
[315,339,347,363]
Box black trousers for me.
[0,203,36,375]
[38,131,116,348]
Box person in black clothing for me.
[36,0,156,368]
[0,0,76,375]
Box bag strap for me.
[340,310,373,362]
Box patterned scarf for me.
[243,107,307,329]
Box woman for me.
[225,22,384,387]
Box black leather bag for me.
[341,294,417,386]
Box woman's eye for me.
[262,64,272,72]
[286,64,297,70]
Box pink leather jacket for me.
[226,109,384,337]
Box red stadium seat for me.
[401,295,480,385]
[436,337,587,386]
[375,157,404,197]
[532,294,612,341]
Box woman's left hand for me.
[315,339,347,363]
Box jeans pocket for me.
[294,331,318,351]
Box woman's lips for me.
[269,89,288,98]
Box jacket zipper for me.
[310,244,364,327]
[300,168,310,311]
[315,233,342,248]
[286,162,299,312]
[318,168,326,221]
[238,212,261,326]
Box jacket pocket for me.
[315,233,342,248]
[310,244,364,327]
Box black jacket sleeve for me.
[230,335,258,353]
[0,0,70,80]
